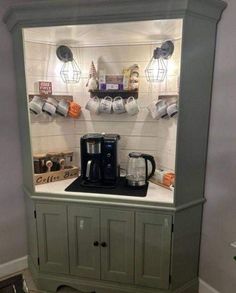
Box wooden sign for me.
[34,166,79,185]
[39,81,52,95]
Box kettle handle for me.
[142,154,156,180]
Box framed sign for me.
[39,81,52,95]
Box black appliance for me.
[80,133,120,187]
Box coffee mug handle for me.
[114,96,122,101]
[93,96,99,102]
[127,96,135,103]
[104,96,112,101]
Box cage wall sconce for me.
[56,45,81,84]
[145,40,174,82]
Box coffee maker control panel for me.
[103,135,120,183]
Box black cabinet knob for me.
[101,242,107,247]
[93,241,99,247]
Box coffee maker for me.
[80,133,120,187]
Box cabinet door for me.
[36,203,69,274]
[135,213,172,289]
[68,205,100,279]
[101,209,134,284]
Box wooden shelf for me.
[89,90,138,99]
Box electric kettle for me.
[126,152,156,187]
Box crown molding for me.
[3,0,227,32]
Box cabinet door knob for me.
[101,242,107,247]
[93,241,99,247]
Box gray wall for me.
[0,0,32,264]
[199,0,236,292]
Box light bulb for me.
[60,59,81,84]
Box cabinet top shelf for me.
[32,178,174,209]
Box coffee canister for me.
[47,152,61,171]
[62,151,73,168]
[33,154,47,174]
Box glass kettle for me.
[126,152,156,187]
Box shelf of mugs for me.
[89,89,138,100]
[85,95,139,115]
[28,94,81,118]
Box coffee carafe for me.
[126,152,156,187]
[80,133,103,183]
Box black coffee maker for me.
[80,133,120,187]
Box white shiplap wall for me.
[24,40,181,170]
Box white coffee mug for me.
[85,96,100,114]
[99,96,113,114]
[148,99,167,119]
[113,96,126,114]
[56,99,69,117]
[29,96,44,115]
[125,96,139,115]
[167,102,178,117]
[42,97,58,116]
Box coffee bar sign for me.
[39,81,52,95]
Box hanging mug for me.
[125,96,139,115]
[85,96,100,114]
[42,97,58,116]
[99,96,113,114]
[148,99,167,119]
[56,99,69,117]
[113,96,126,114]
[29,96,44,115]
[167,101,178,117]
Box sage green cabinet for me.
[135,213,172,289]
[36,202,172,289]
[36,203,69,274]
[68,206,135,284]
[68,205,100,279]
[101,209,135,284]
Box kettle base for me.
[126,178,147,187]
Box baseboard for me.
[199,279,220,293]
[0,256,28,279]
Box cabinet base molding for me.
[29,258,198,293]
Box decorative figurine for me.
[86,61,98,91]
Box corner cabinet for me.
[4,0,226,293]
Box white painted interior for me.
[23,20,181,185]
[23,19,182,47]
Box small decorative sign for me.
[39,81,52,95]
